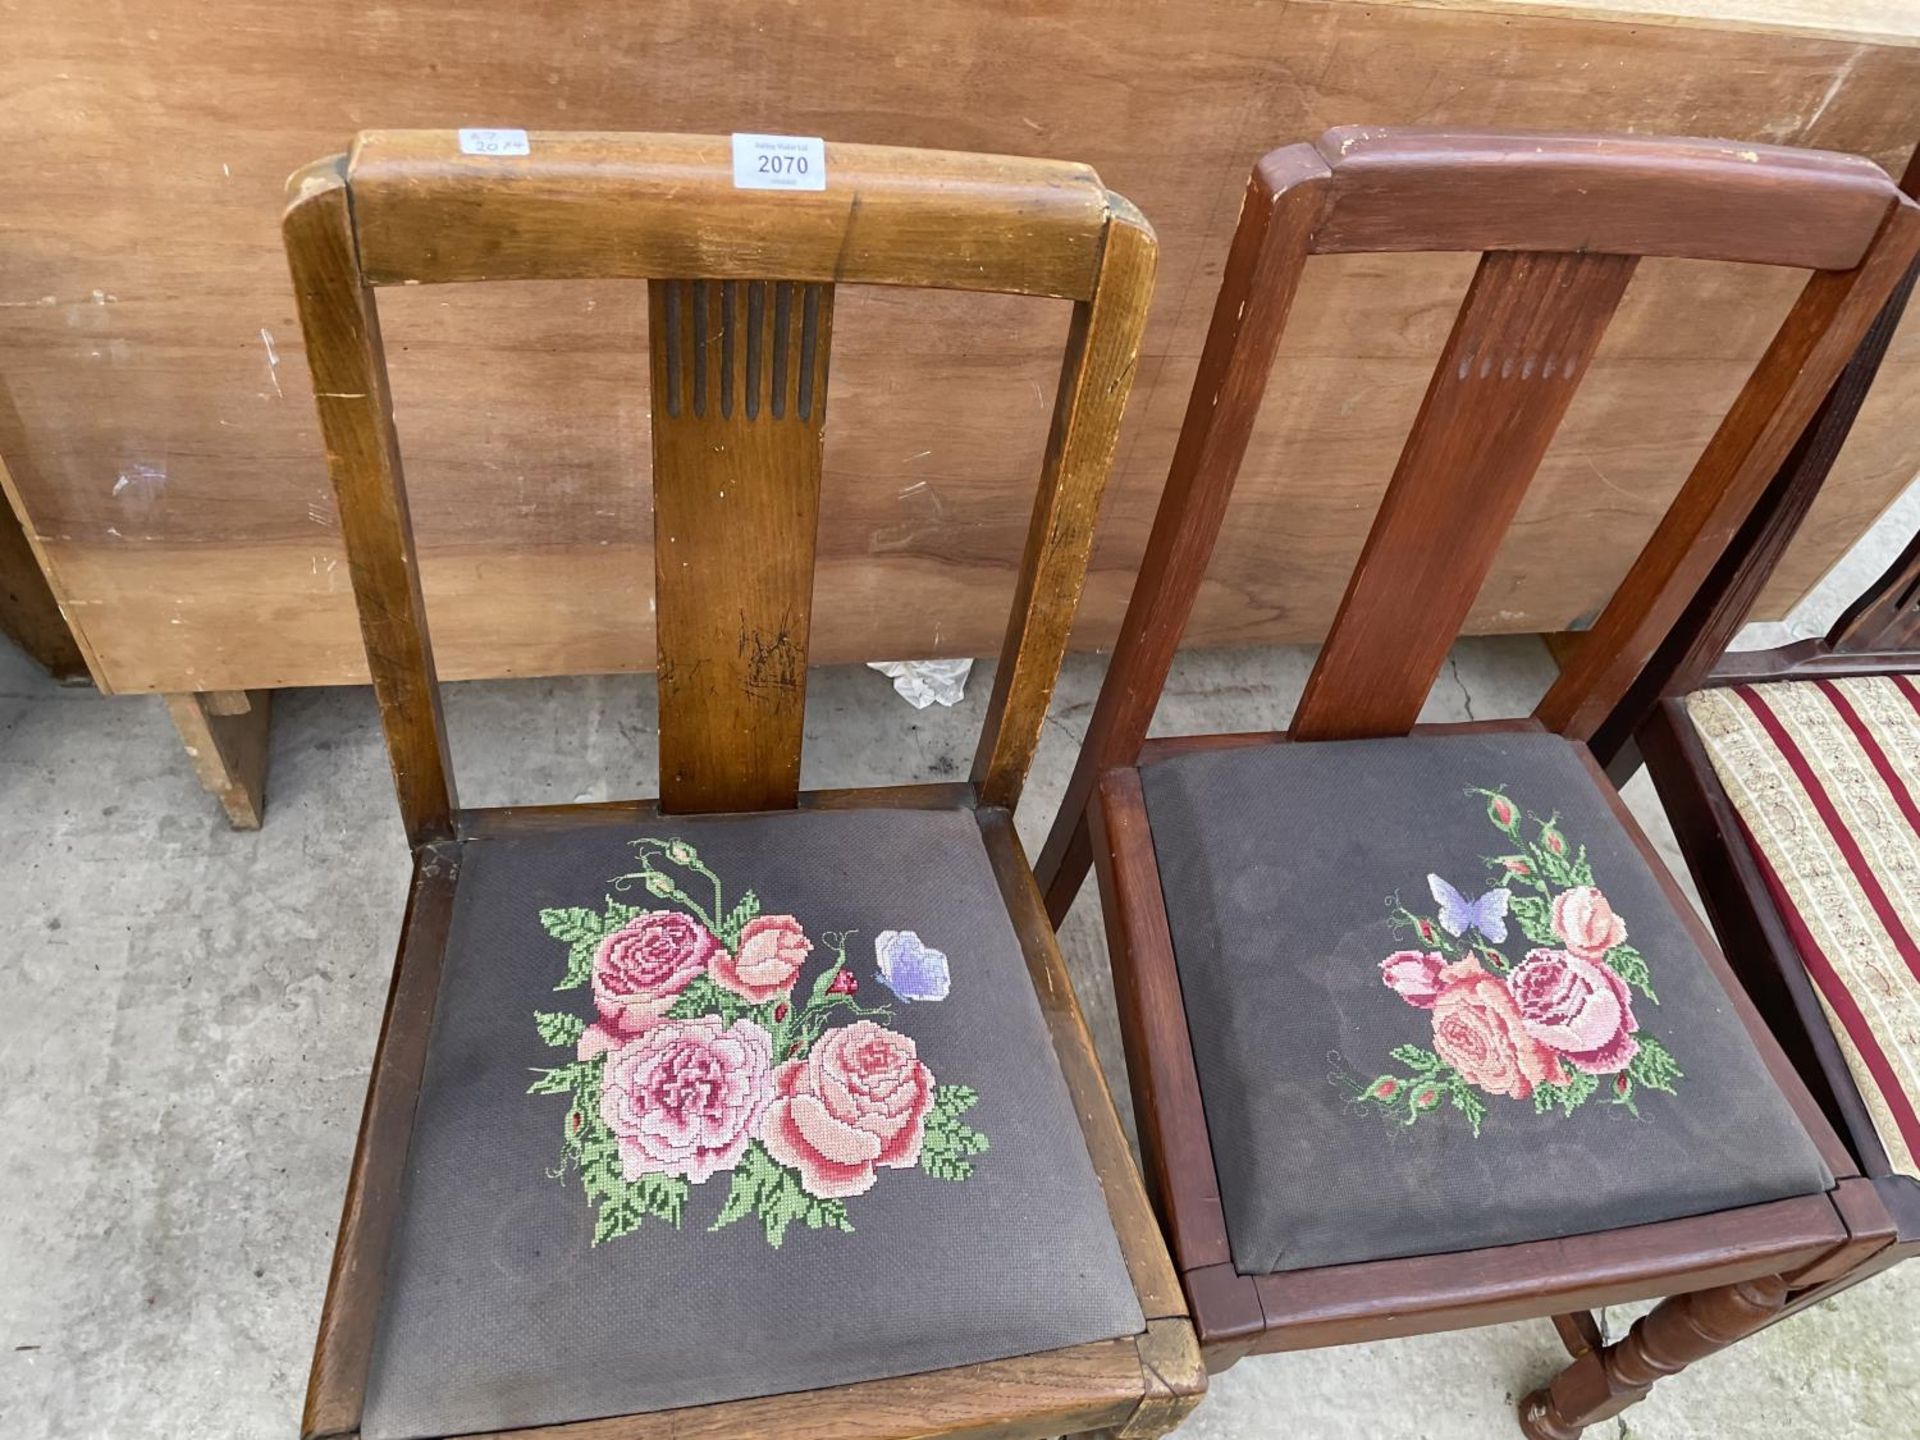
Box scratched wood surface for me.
[2,0,1917,694]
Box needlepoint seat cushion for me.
[1686,675,1920,1181]
[360,806,1144,1440]
[1137,729,1832,1278]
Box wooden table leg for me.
[165,689,272,829]
[1518,1275,1788,1439]
[0,467,89,682]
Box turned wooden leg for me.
[165,689,272,829]
[1519,1275,1788,1439]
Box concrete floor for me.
[3,609,1916,1436]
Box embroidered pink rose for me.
[600,1016,772,1184]
[1552,886,1628,961]
[1381,950,1448,1008]
[578,911,718,1059]
[711,914,812,1003]
[1509,947,1640,1075]
[761,1020,933,1198]
[1428,958,1566,1100]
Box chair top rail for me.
[1298,127,1900,269]
[341,129,1116,297]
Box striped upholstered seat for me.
[1686,675,1920,1180]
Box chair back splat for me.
[1037,128,1920,919]
[284,132,1157,844]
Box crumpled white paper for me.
[866,658,974,709]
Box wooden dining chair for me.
[1614,143,1920,1389]
[1029,128,1920,1438]
[282,129,1201,1440]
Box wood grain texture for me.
[1291,249,1636,740]
[289,134,1149,823]
[973,205,1157,811]
[282,159,458,845]
[1537,193,1920,737]
[304,845,459,1440]
[1088,769,1236,1272]
[8,1,1920,696]
[163,688,271,828]
[387,1333,1156,1440]
[1036,149,1332,919]
[1520,1275,1791,1439]
[1040,127,1911,911]
[652,278,831,813]
[1585,248,1920,768]
[977,808,1188,1325]
[0,456,87,679]
[348,131,1111,299]
[1310,127,1897,267]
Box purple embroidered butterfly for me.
[875,929,950,1003]
[1427,874,1511,944]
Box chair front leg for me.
[1518,1275,1788,1439]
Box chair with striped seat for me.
[1621,138,1920,1403]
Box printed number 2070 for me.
[757,153,810,176]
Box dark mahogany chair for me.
[1031,128,1920,1438]
[283,130,1202,1440]
[1618,145,1920,1383]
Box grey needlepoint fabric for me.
[360,806,1143,1440]
[1139,730,1832,1278]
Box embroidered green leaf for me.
[541,906,614,991]
[1509,894,1557,947]
[1532,1070,1599,1118]
[1446,1074,1487,1138]
[1627,1034,1683,1094]
[665,975,739,1022]
[540,907,605,945]
[710,1142,853,1247]
[1604,944,1658,1003]
[527,1061,595,1096]
[719,890,762,947]
[921,1084,990,1182]
[1389,1044,1442,1073]
[1569,845,1594,887]
[534,1010,587,1049]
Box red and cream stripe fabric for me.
[1687,675,1920,1181]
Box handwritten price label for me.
[458,128,530,157]
[731,133,826,192]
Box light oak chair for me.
[1030,128,1920,1438]
[284,130,1200,1440]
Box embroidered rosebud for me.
[666,839,698,866]
[643,873,676,898]
[1367,1077,1399,1101]
[1412,1085,1441,1111]
[1487,793,1518,833]
[569,1111,583,1135]
[1540,823,1567,857]
[828,969,858,996]
[1416,917,1437,943]
[1615,1074,1631,1097]
[1499,856,1532,877]
[773,1002,790,1022]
